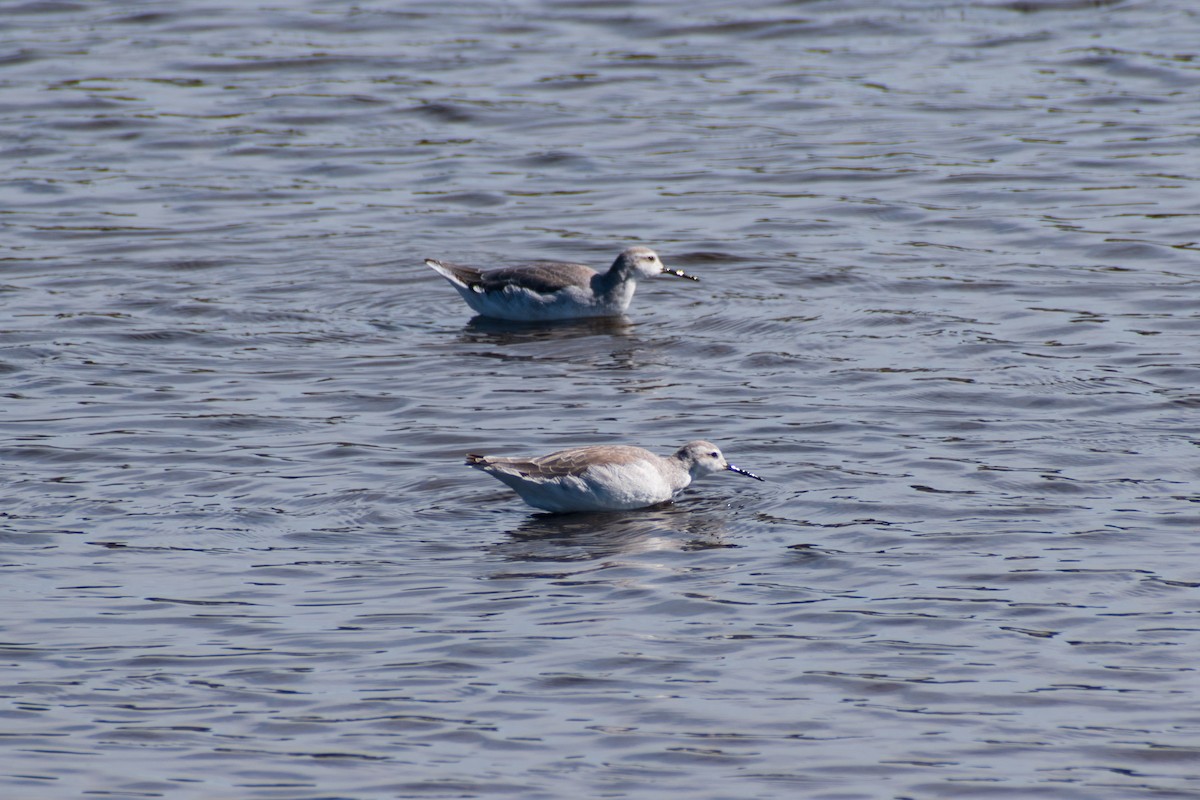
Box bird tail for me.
[426,259,482,292]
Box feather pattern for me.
[466,441,762,513]
[424,246,697,321]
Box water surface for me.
[3,1,1200,798]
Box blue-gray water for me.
[3,1,1200,798]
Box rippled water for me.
[3,1,1200,798]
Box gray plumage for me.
[466,440,763,513]
[425,246,697,321]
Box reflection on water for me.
[460,314,635,344]
[454,313,665,380]
[487,505,736,564]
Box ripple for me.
[3,1,1200,799]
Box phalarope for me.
[466,440,763,513]
[425,246,697,321]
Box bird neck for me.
[592,266,638,304]
[667,454,697,491]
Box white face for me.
[631,249,664,278]
[685,442,728,475]
[619,246,698,282]
[680,440,764,481]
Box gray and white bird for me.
[425,245,697,321]
[466,440,763,513]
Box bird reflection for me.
[486,504,734,564]
[454,314,654,375]
[460,314,634,346]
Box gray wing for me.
[466,452,560,478]
[479,262,597,294]
[468,445,650,479]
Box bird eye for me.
[709,451,719,458]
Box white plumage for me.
[466,440,763,513]
[425,246,697,321]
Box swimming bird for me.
[425,245,698,321]
[465,440,763,513]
